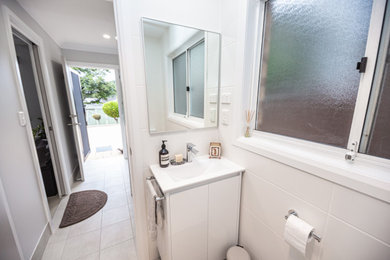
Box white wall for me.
[144,35,168,132]
[166,25,199,54]
[0,0,76,258]
[114,0,221,259]
[219,1,390,260]
[0,178,22,260]
[204,31,220,127]
[62,48,119,65]
[116,0,390,259]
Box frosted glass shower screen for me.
[256,0,373,148]
[189,41,205,118]
[173,52,187,115]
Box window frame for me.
[188,40,206,118]
[168,35,206,123]
[234,0,390,202]
[360,3,390,155]
[172,51,188,116]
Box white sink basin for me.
[150,155,245,193]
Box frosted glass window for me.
[189,41,205,118]
[173,52,187,115]
[256,0,373,148]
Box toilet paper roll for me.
[284,215,314,255]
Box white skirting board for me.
[31,223,50,260]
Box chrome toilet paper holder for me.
[284,209,322,243]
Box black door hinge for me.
[186,86,190,91]
[356,57,368,73]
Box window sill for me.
[168,114,204,129]
[234,134,390,203]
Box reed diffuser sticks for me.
[245,110,255,137]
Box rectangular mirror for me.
[141,18,221,134]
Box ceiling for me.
[17,0,118,54]
[143,20,169,38]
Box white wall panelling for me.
[113,0,390,259]
[218,0,390,260]
[0,0,78,257]
[113,0,222,258]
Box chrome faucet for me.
[186,143,199,163]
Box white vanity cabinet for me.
[150,156,245,260]
[157,174,242,260]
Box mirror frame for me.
[140,17,222,135]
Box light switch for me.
[221,109,230,125]
[221,93,231,104]
[18,111,26,126]
[209,109,216,123]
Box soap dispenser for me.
[159,140,169,168]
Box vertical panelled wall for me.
[0,0,77,258]
[113,0,221,259]
[219,1,390,260]
[0,1,51,258]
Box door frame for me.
[2,6,71,230]
[66,61,128,154]
[12,30,64,196]
[65,61,133,190]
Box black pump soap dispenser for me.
[159,140,169,168]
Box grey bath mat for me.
[59,190,107,228]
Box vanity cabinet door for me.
[170,185,208,260]
[208,176,241,260]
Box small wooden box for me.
[209,142,222,159]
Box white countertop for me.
[150,155,245,194]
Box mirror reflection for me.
[142,18,221,134]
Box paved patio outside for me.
[87,124,124,159]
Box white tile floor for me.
[48,195,61,217]
[42,155,136,260]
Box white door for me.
[62,57,85,181]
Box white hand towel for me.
[146,180,157,240]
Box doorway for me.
[12,30,62,216]
[73,67,124,160]
[62,62,132,196]
[47,61,137,259]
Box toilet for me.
[226,245,251,260]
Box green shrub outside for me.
[102,101,119,122]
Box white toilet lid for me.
[227,246,250,260]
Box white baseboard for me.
[70,164,79,185]
[30,223,50,260]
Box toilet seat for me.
[226,246,251,260]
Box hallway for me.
[41,155,136,260]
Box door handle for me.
[67,123,81,126]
